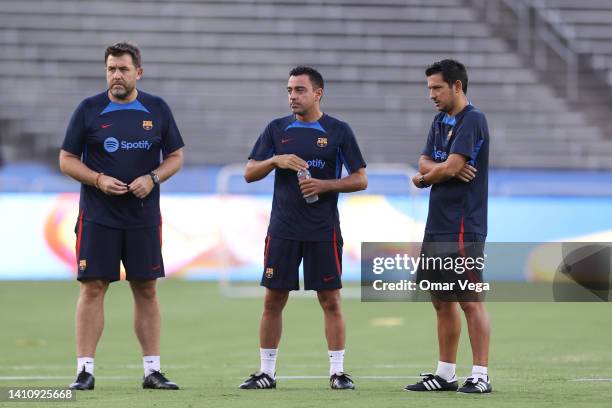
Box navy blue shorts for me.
[416,232,486,301]
[75,218,165,282]
[260,235,343,291]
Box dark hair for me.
[104,42,141,68]
[425,59,468,94]
[289,66,324,90]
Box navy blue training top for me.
[249,113,366,242]
[422,104,489,235]
[62,90,185,229]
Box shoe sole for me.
[404,388,457,392]
[239,385,277,390]
[457,390,492,394]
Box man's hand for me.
[274,154,308,172]
[97,175,129,195]
[299,177,331,198]
[455,163,477,183]
[128,175,155,199]
[412,173,424,188]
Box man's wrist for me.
[270,156,278,169]
[94,172,104,189]
[149,171,160,185]
[418,175,430,188]
[320,179,333,194]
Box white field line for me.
[0,376,131,380]
[0,375,422,381]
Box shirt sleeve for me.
[248,123,275,161]
[160,99,185,156]
[421,122,435,157]
[339,122,366,174]
[449,114,483,161]
[61,101,87,156]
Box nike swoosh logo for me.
[101,124,112,128]
[323,276,336,282]
[281,138,292,144]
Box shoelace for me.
[333,372,351,378]
[418,372,435,382]
[249,372,266,380]
[464,376,487,385]
[149,371,170,381]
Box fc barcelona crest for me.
[265,267,274,279]
[79,259,87,271]
[317,137,328,147]
[142,120,153,131]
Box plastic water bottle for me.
[297,169,319,204]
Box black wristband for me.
[418,175,430,188]
[149,171,160,185]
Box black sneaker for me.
[239,371,276,389]
[330,372,355,390]
[404,372,458,392]
[457,376,492,393]
[69,367,95,390]
[142,371,179,390]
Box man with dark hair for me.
[239,66,367,390]
[59,42,183,391]
[404,59,492,394]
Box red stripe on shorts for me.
[263,235,271,267]
[459,217,480,284]
[333,226,342,276]
[75,209,84,258]
[159,213,163,248]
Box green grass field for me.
[1,280,611,407]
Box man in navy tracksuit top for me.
[405,60,492,394]
[59,42,183,391]
[239,67,367,391]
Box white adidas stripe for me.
[432,378,441,389]
[423,381,432,390]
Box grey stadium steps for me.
[2,0,612,168]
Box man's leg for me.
[432,299,461,365]
[455,301,492,393]
[75,280,109,359]
[240,236,299,389]
[129,279,160,357]
[129,279,178,390]
[238,288,288,390]
[317,289,354,389]
[70,280,109,390]
[404,298,461,392]
[459,301,490,368]
[259,288,289,378]
[317,289,345,352]
[260,288,289,349]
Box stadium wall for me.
[3,192,612,282]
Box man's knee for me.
[80,280,109,300]
[318,290,342,314]
[432,299,456,314]
[263,289,288,315]
[459,301,484,316]
[130,281,158,301]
